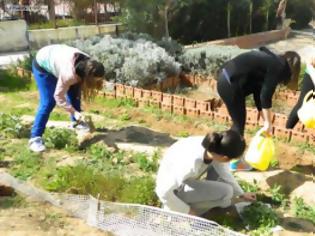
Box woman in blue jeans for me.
[29,44,105,152]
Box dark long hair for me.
[201,130,245,159]
[280,51,301,90]
[75,56,105,101]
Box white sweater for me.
[155,136,244,214]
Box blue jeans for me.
[31,60,81,138]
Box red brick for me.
[273,114,287,128]
[291,131,309,143]
[125,86,134,98]
[134,88,143,99]
[217,106,229,116]
[246,108,259,124]
[200,111,213,119]
[162,94,173,105]
[293,122,304,132]
[137,99,149,108]
[185,98,196,109]
[161,103,172,113]
[150,100,161,108]
[105,92,116,99]
[142,90,152,100]
[173,95,185,107]
[196,101,209,112]
[273,127,292,141]
[213,112,228,124]
[151,91,163,102]
[185,108,199,117]
[115,84,125,98]
[246,121,258,129]
[173,106,185,115]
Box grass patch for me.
[0,195,28,209]
[0,113,30,138]
[10,149,42,181]
[292,197,315,224]
[238,179,260,193]
[0,70,32,92]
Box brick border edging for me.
[104,82,315,145]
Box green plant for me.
[177,130,190,137]
[119,176,160,206]
[43,163,126,201]
[10,149,42,180]
[241,202,279,232]
[132,152,159,172]
[267,184,287,206]
[0,113,30,138]
[44,128,78,151]
[238,179,260,193]
[0,69,32,92]
[292,197,315,224]
[0,194,28,209]
[119,113,132,121]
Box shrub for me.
[0,70,32,92]
[241,202,279,230]
[292,197,315,224]
[69,35,181,87]
[119,176,160,206]
[44,128,78,150]
[179,45,248,77]
[0,113,29,138]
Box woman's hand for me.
[241,192,257,202]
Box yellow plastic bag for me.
[245,129,275,171]
[298,90,315,129]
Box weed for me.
[43,163,125,201]
[292,197,315,224]
[131,152,159,172]
[177,130,190,137]
[119,113,132,121]
[241,202,279,232]
[267,184,287,206]
[238,179,260,193]
[296,142,315,155]
[0,113,30,138]
[10,149,42,180]
[0,69,32,92]
[44,128,78,151]
[119,176,160,206]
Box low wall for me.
[0,20,28,53]
[185,28,291,49]
[28,23,125,49]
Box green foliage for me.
[177,130,190,137]
[15,53,35,71]
[238,179,260,193]
[119,176,160,206]
[287,0,315,29]
[292,197,315,224]
[131,151,159,172]
[179,45,248,77]
[10,149,42,180]
[241,202,279,231]
[44,128,78,151]
[0,69,32,92]
[69,35,181,87]
[0,113,29,138]
[267,184,287,205]
[29,19,84,30]
[0,195,28,209]
[43,163,125,201]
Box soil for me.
[0,197,110,236]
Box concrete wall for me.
[28,23,124,49]
[185,28,291,49]
[0,20,29,53]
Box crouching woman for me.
[155,130,256,216]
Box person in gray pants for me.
[155,130,256,216]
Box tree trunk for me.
[227,2,231,38]
[164,5,170,39]
[265,10,269,31]
[20,0,30,23]
[249,1,253,33]
[47,0,56,28]
[94,0,98,25]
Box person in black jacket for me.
[286,59,315,129]
[217,47,301,137]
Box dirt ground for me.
[0,197,109,236]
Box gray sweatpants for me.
[175,166,234,216]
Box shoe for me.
[230,159,252,172]
[29,137,46,153]
[71,121,90,133]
